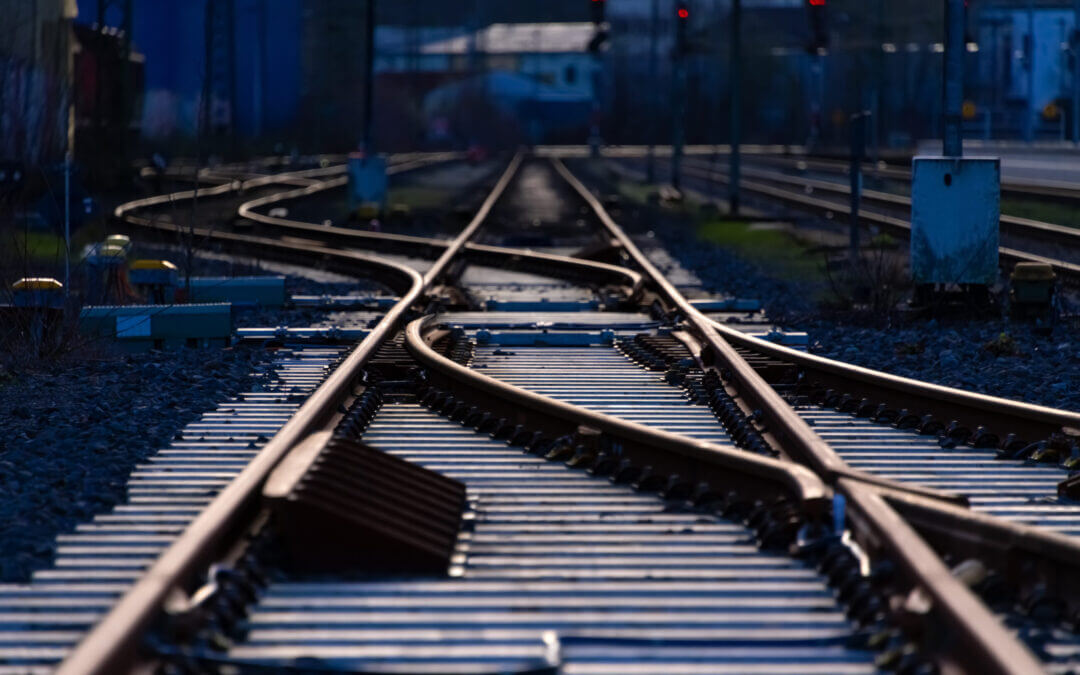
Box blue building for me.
[74,0,303,143]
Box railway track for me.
[20,151,1080,673]
[613,152,1080,284]
[604,146,1080,285]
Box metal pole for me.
[849,112,867,265]
[728,0,741,215]
[1074,0,1080,143]
[64,5,75,299]
[672,4,687,192]
[646,0,659,182]
[870,0,883,178]
[63,152,70,296]
[672,58,686,191]
[1026,0,1035,142]
[944,0,964,157]
[254,0,267,138]
[362,0,377,152]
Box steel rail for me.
[587,152,1080,641]
[54,241,420,675]
[117,153,643,316]
[236,216,643,294]
[707,316,1080,444]
[873,481,1080,616]
[116,163,351,219]
[219,155,1071,457]
[579,153,1080,466]
[838,479,1046,675]
[235,153,463,229]
[124,204,642,296]
[726,150,1080,204]
[623,157,1080,439]
[223,155,645,294]
[117,152,454,224]
[669,160,1080,285]
[554,158,968,502]
[405,315,829,514]
[701,159,1080,246]
[56,154,524,675]
[552,157,1045,675]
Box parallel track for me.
[32,150,1080,674]
[627,153,1080,283]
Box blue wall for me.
[75,0,302,140]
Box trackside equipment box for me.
[188,276,286,308]
[910,156,1000,285]
[79,303,232,351]
[12,278,64,308]
[348,153,388,213]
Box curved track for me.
[32,151,1080,674]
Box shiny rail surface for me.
[0,345,348,673]
[222,401,880,675]
[635,154,1080,283]
[43,151,1080,674]
[55,155,521,673]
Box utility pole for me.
[848,111,868,265]
[64,151,71,296]
[806,0,828,148]
[203,0,237,154]
[672,2,690,191]
[254,0,268,139]
[870,0,884,178]
[362,0,377,152]
[64,0,76,297]
[588,0,609,157]
[646,0,659,182]
[1025,0,1035,142]
[728,0,741,215]
[944,0,964,156]
[1074,0,1080,143]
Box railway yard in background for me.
[0,146,1079,673]
[14,0,1080,672]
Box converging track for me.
[25,150,1080,674]
[607,147,1080,284]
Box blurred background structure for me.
[6,0,1080,185]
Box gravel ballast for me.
[0,249,377,581]
[0,346,271,581]
[573,159,1080,414]
[663,219,1080,412]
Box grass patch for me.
[697,219,827,284]
[1001,198,1080,228]
[2,223,107,263]
[613,180,657,207]
[387,187,452,211]
[3,231,66,262]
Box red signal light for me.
[809,0,825,5]
[677,7,689,18]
